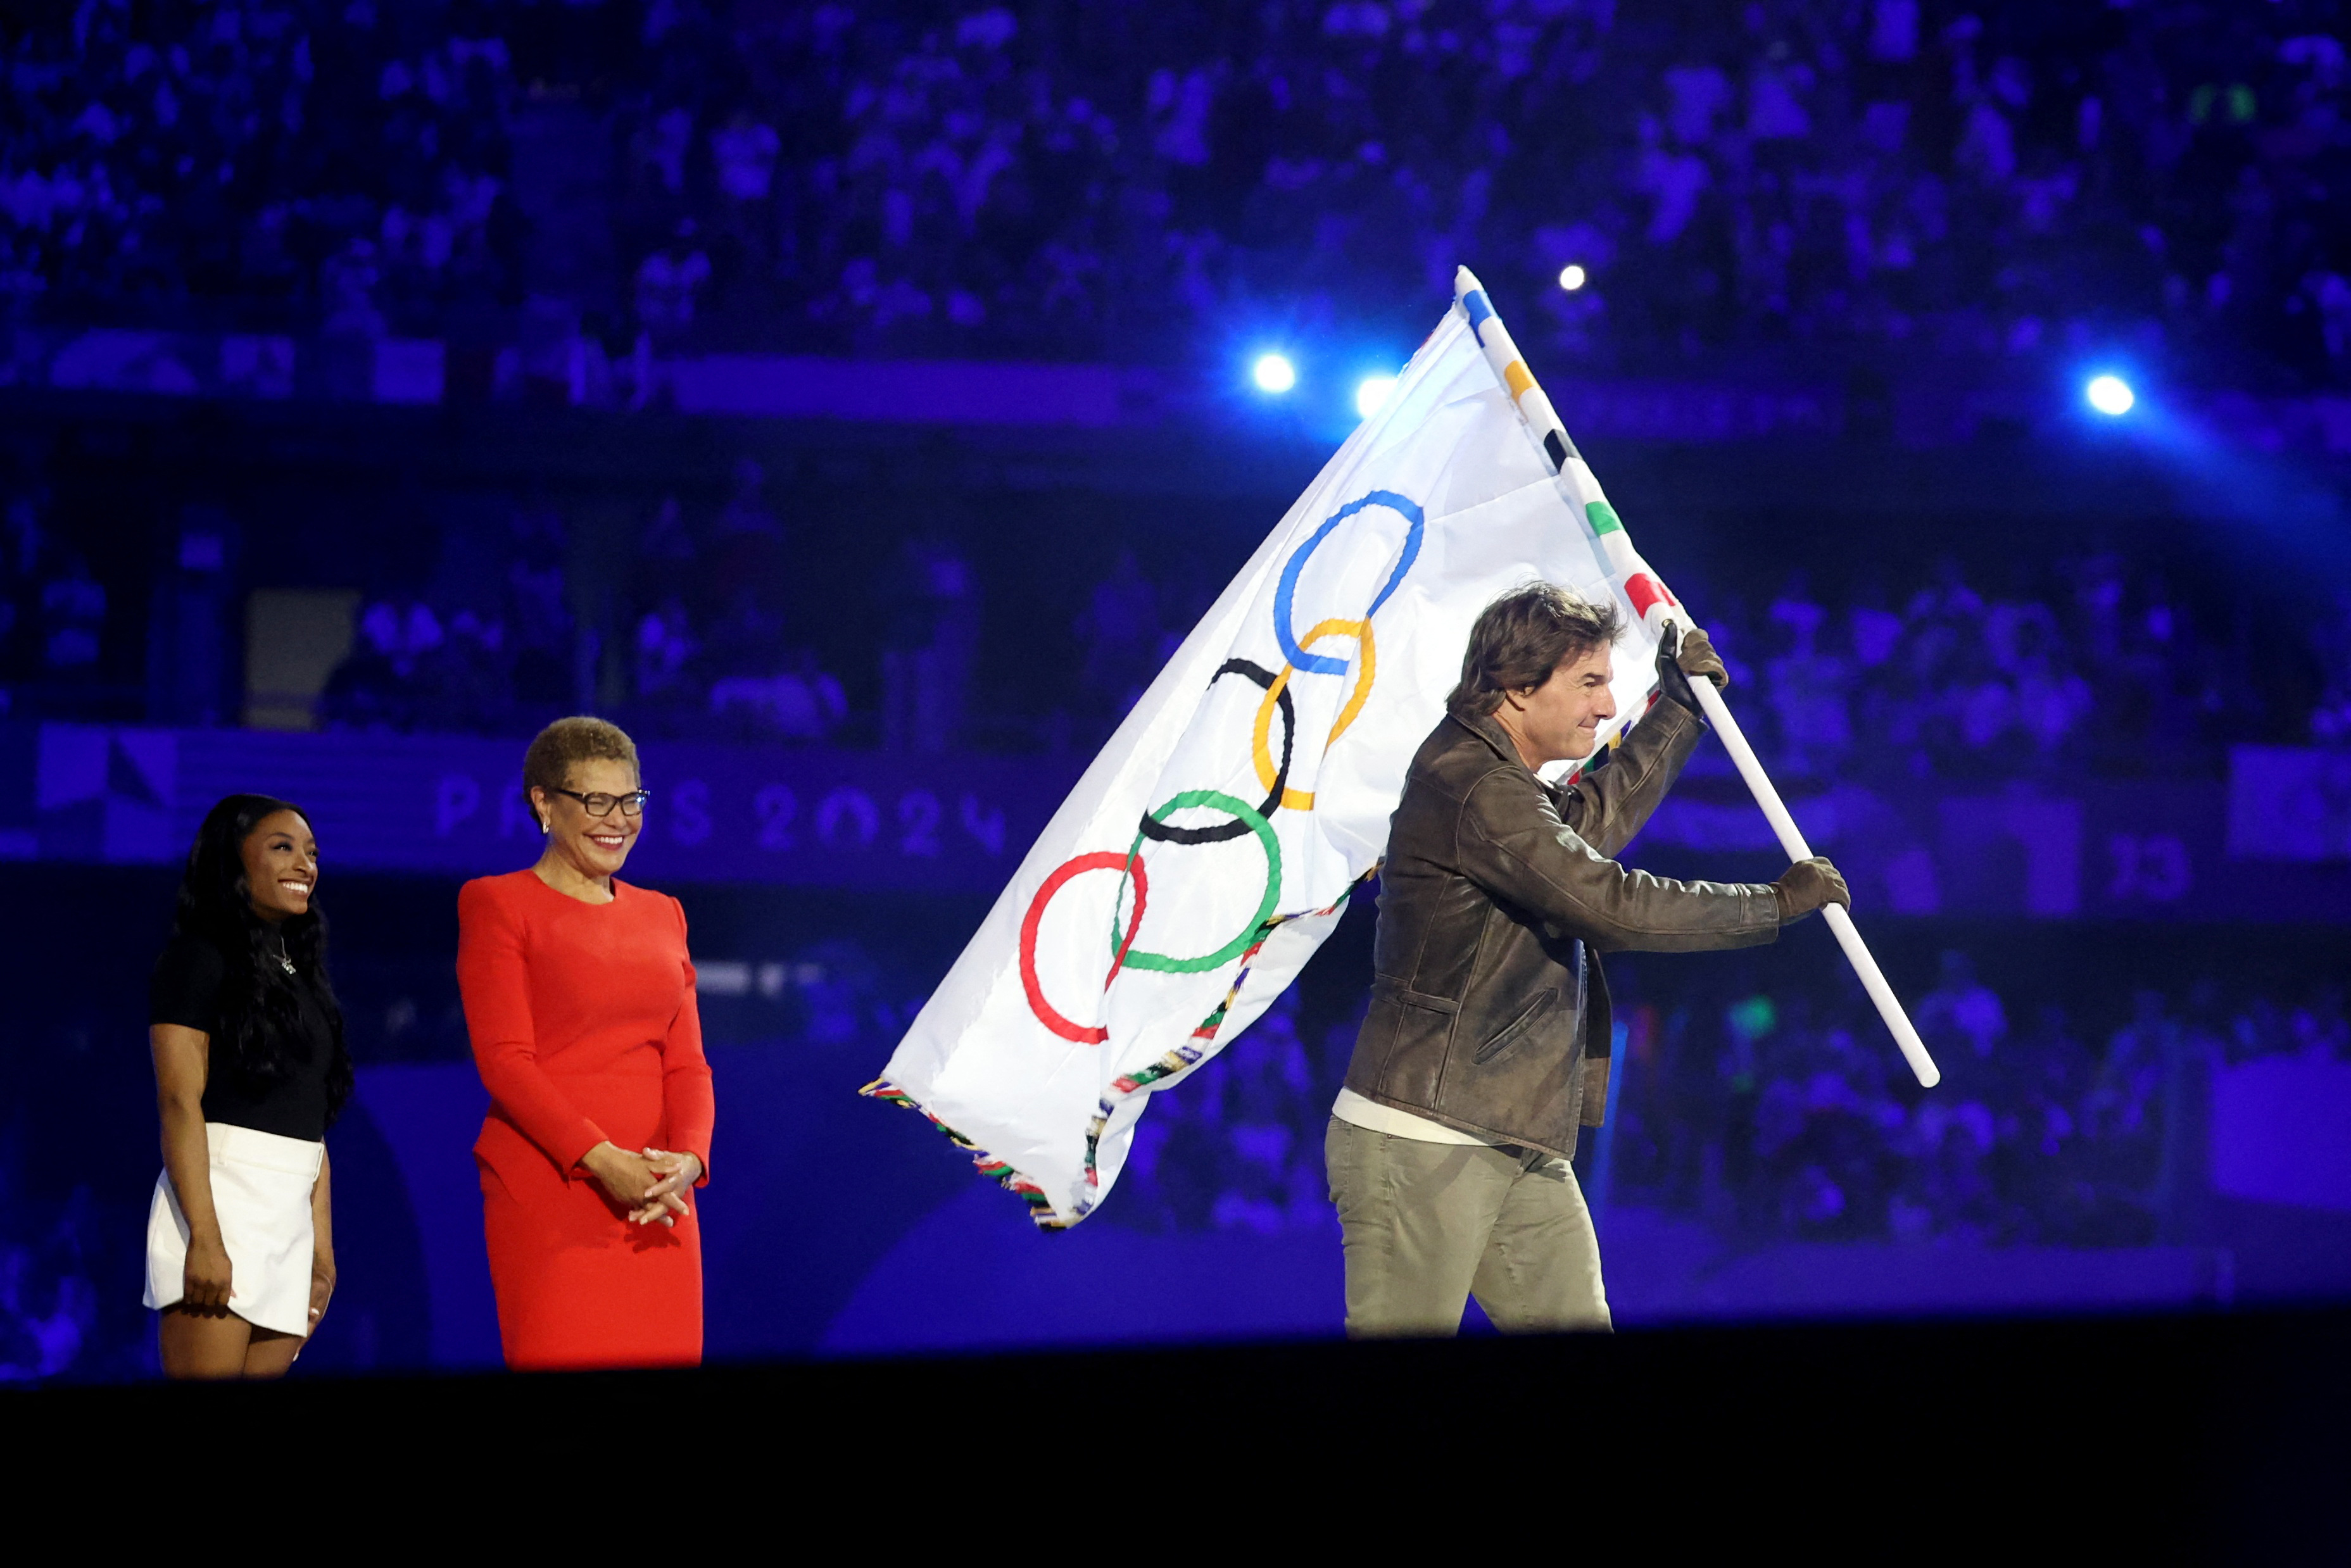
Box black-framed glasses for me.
[553,787,651,818]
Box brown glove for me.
[1676,625,1729,690]
[1772,856,1850,922]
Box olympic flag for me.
[867,296,1673,1227]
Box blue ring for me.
[1272,491,1425,675]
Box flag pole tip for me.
[1454,265,1485,301]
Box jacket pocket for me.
[1364,982,1460,1106]
[1371,976,1460,1015]
[1473,988,1558,1065]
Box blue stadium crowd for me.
[9,461,2350,774]
[5,4,2351,762]
[4,1,2351,389]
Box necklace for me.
[271,941,295,976]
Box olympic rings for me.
[1140,660,1292,844]
[1111,789,1282,975]
[1273,490,1424,675]
[1252,618,1377,812]
[1016,486,1425,1045]
[1019,851,1150,1044]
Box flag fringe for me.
[862,873,1370,1230]
[859,1079,1068,1227]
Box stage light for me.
[1557,264,1587,292]
[2086,374,2135,417]
[1252,353,1297,394]
[1356,375,1397,417]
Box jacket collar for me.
[1449,706,1534,772]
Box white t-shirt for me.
[1330,1086,1493,1146]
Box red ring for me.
[1019,851,1149,1044]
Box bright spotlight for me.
[2085,374,2135,417]
[1356,375,1397,417]
[1557,263,1587,292]
[1252,353,1297,394]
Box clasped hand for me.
[582,1141,702,1226]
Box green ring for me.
[1110,789,1283,974]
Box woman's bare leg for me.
[240,1326,303,1379]
[159,1305,253,1380]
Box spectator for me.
[1073,549,1164,732]
[322,595,441,731]
[634,596,698,706]
[634,222,712,350]
[1917,950,2010,1067]
[711,458,784,597]
[637,494,700,610]
[709,650,847,744]
[425,603,513,732]
[712,110,781,206]
[37,553,104,679]
[881,536,980,754]
[1761,583,1853,780]
[502,495,571,710]
[0,491,49,695]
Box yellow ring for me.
[1251,618,1377,812]
[1251,663,1295,798]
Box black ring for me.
[1137,659,1293,844]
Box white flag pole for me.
[1453,267,1941,1089]
[1684,680,1941,1088]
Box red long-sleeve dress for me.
[456,870,715,1370]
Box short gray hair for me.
[523,715,640,827]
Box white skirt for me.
[144,1121,324,1338]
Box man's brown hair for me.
[522,715,640,828]
[1446,583,1624,717]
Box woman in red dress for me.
[457,717,714,1370]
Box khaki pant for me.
[1325,1117,1611,1337]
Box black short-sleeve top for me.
[149,931,337,1143]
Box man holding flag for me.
[870,272,1921,1333]
[1327,582,1850,1336]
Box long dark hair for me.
[172,794,353,1125]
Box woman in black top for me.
[145,794,351,1379]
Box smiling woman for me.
[455,716,715,1370]
[144,794,353,1379]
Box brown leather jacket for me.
[1341,698,1782,1159]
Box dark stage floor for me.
[28,1306,2350,1554]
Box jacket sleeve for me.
[456,880,608,1176]
[1552,694,1704,860]
[659,894,715,1186]
[1458,763,1781,953]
